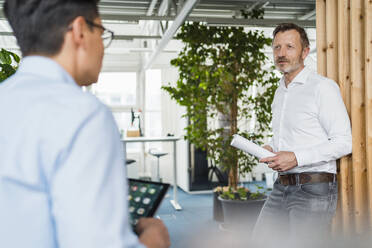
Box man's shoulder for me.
[308,70,332,83]
[2,73,109,124]
[33,80,114,144]
[45,82,109,121]
[308,71,340,92]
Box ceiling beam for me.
[158,0,169,16]
[246,0,265,11]
[0,7,316,28]
[98,14,316,27]
[298,9,316,20]
[0,31,163,40]
[143,0,198,70]
[205,18,315,27]
[0,32,13,36]
[177,0,185,13]
[146,0,159,16]
[115,35,162,40]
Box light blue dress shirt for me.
[0,56,144,248]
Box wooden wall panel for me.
[325,0,341,232]
[316,0,327,75]
[337,0,353,233]
[350,0,367,233]
[326,0,338,81]
[365,0,372,229]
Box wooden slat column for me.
[365,0,372,230]
[325,0,341,232]
[350,0,367,233]
[337,0,353,234]
[326,0,338,80]
[316,0,327,75]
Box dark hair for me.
[273,23,310,49]
[4,0,100,56]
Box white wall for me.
[158,67,189,191]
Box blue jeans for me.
[253,177,338,241]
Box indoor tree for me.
[163,21,279,190]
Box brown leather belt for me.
[279,173,336,186]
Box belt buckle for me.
[279,175,287,185]
[301,174,312,184]
[288,175,296,185]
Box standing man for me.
[0,1,169,248]
[254,23,352,240]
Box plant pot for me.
[219,196,266,232]
[213,191,224,222]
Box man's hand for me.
[262,145,273,152]
[259,151,298,172]
[136,218,170,248]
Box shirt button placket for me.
[278,88,288,151]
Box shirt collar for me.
[279,66,311,88]
[17,56,78,88]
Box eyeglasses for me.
[85,19,115,48]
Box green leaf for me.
[0,48,21,83]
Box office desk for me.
[122,136,182,210]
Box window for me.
[91,72,137,132]
[145,69,162,138]
[90,70,163,151]
[91,72,137,107]
[91,72,140,152]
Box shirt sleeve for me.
[49,103,145,248]
[267,137,274,150]
[264,138,274,152]
[293,80,352,166]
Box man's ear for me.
[69,16,86,48]
[302,46,310,60]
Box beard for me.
[275,56,303,74]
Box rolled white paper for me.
[230,134,275,159]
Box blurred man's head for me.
[4,0,108,86]
[272,23,310,75]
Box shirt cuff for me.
[293,149,313,167]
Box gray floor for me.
[156,188,218,248]
[156,182,268,248]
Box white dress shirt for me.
[0,56,144,248]
[268,66,352,174]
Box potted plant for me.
[217,185,267,232]
[162,13,279,225]
[0,48,20,83]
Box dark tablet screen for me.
[128,179,170,227]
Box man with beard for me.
[253,23,352,240]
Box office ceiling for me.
[97,0,316,71]
[0,0,316,71]
[99,0,316,23]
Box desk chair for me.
[148,149,168,182]
[126,159,136,165]
[125,159,136,179]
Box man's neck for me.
[50,52,78,85]
[283,65,305,87]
